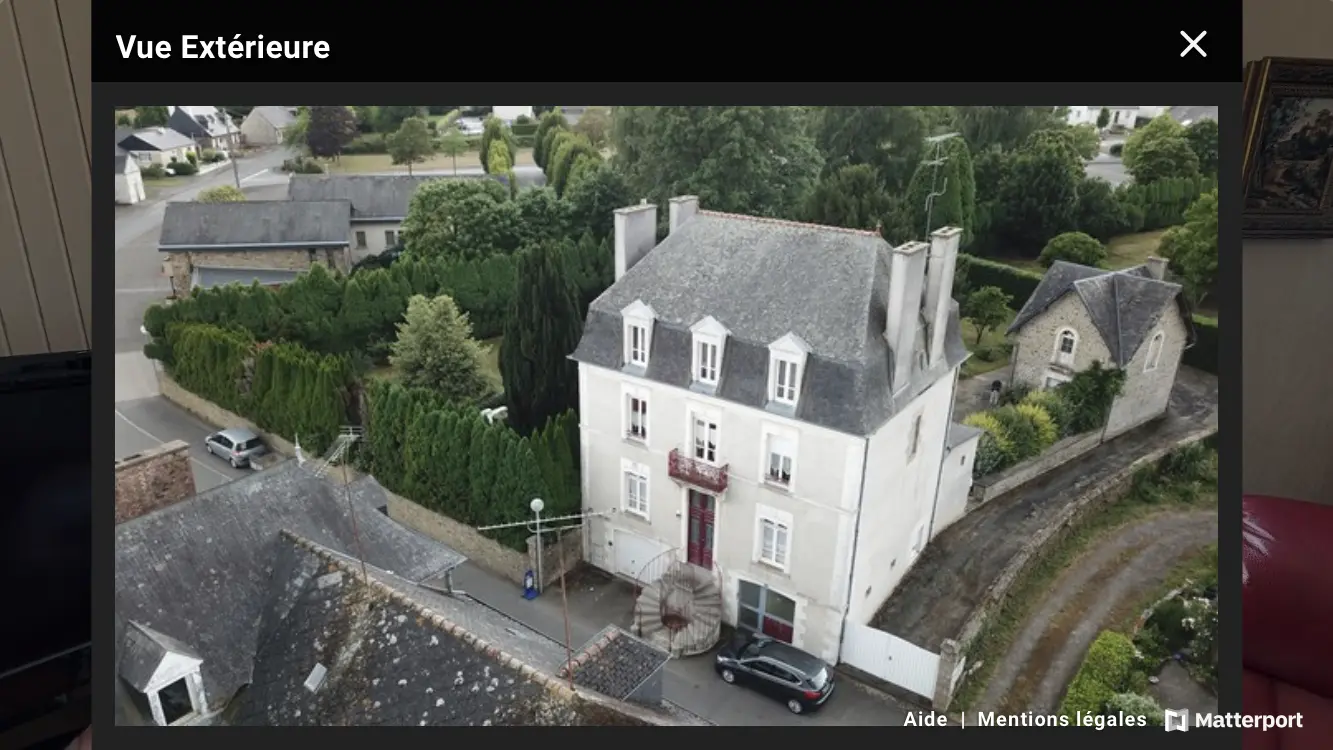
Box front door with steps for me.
[687,490,715,570]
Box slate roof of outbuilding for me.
[158,200,351,250]
[571,211,969,436]
[286,174,504,221]
[559,626,669,702]
[1007,261,1194,366]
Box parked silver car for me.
[204,427,267,468]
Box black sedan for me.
[714,631,835,714]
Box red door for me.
[687,491,715,570]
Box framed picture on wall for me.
[1242,57,1333,239]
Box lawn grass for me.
[948,485,1217,713]
[1105,230,1167,270]
[960,308,1016,378]
[366,335,504,392]
[327,148,535,175]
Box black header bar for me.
[101,0,1237,83]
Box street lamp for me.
[530,498,545,591]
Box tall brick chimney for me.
[115,440,197,523]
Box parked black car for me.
[714,631,834,714]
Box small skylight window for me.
[304,663,328,693]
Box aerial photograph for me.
[112,105,1219,727]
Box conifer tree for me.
[500,242,584,433]
[468,422,499,523]
[389,294,492,403]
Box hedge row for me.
[161,324,353,454]
[364,380,580,549]
[1059,631,1138,718]
[1184,315,1217,374]
[957,253,1043,305]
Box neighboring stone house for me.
[115,146,146,204]
[240,106,298,146]
[158,200,352,294]
[571,196,977,664]
[168,106,242,152]
[114,460,678,726]
[117,127,197,167]
[1006,258,1195,440]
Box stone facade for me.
[1010,294,1189,439]
[166,247,349,295]
[115,440,196,523]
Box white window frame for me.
[908,413,923,461]
[688,407,721,465]
[690,316,729,387]
[621,458,650,519]
[766,332,810,407]
[1054,328,1078,367]
[772,357,800,404]
[621,300,656,369]
[623,385,649,442]
[1144,331,1165,372]
[755,505,794,571]
[761,428,797,490]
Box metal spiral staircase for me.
[632,548,724,657]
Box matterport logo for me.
[1164,708,1304,731]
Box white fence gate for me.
[840,622,940,700]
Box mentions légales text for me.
[905,711,1151,729]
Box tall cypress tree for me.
[468,423,500,523]
[443,411,477,515]
[500,241,584,433]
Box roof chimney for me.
[668,195,699,234]
[613,200,658,281]
[886,241,929,392]
[1144,256,1168,280]
[924,227,963,367]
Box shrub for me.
[1023,389,1074,435]
[487,139,512,173]
[281,156,326,174]
[1014,403,1059,449]
[965,411,1014,476]
[185,151,199,165]
[960,254,1043,305]
[170,161,198,176]
[141,163,167,178]
[1157,441,1212,482]
[1059,631,1137,718]
[998,382,1033,406]
[1183,314,1216,374]
[1061,361,1127,433]
[991,404,1052,461]
[1105,693,1163,726]
[1039,231,1107,268]
[341,133,389,154]
[1108,143,1124,157]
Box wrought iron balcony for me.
[668,448,729,494]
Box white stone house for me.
[1006,258,1196,440]
[1065,106,1166,130]
[168,106,242,152]
[240,106,298,146]
[115,147,146,205]
[117,127,197,168]
[570,197,976,663]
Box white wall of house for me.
[349,221,404,262]
[1066,106,1163,129]
[933,433,980,539]
[493,106,534,122]
[115,164,146,205]
[131,145,196,168]
[577,361,866,663]
[845,370,958,626]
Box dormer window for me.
[767,332,811,407]
[620,300,656,369]
[120,622,208,726]
[690,316,730,387]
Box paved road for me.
[114,394,251,492]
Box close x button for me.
[1180,30,1207,57]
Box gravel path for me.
[975,509,1217,715]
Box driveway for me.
[871,367,1218,652]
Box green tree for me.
[487,139,512,173]
[962,286,1012,346]
[1123,115,1199,183]
[479,116,516,174]
[440,411,477,515]
[611,106,822,218]
[1039,231,1107,268]
[549,134,600,197]
[437,126,468,175]
[902,136,977,243]
[387,116,435,175]
[994,135,1081,253]
[573,106,612,148]
[468,423,501,524]
[813,107,926,193]
[389,294,493,402]
[365,381,410,491]
[373,105,427,133]
[1075,177,1128,242]
[500,241,584,433]
[197,185,245,203]
[804,164,893,230]
[533,109,569,169]
[1185,119,1219,176]
[1160,189,1218,307]
[1061,361,1127,433]
[135,105,170,127]
[1096,107,1111,130]
[1067,124,1101,160]
[953,106,1064,152]
[400,178,518,260]
[283,107,310,150]
[513,188,571,246]
[305,106,358,159]
[563,163,632,241]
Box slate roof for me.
[171,106,238,139]
[226,535,659,726]
[947,422,983,449]
[571,211,969,436]
[121,127,195,152]
[286,174,503,221]
[113,461,466,722]
[560,626,669,703]
[119,622,203,692]
[158,200,351,250]
[1007,261,1194,366]
[249,106,297,129]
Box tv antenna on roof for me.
[922,132,960,238]
[303,426,368,581]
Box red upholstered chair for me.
[1242,495,1333,750]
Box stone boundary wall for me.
[115,439,195,523]
[971,429,1104,504]
[157,370,297,457]
[932,426,1217,711]
[386,491,582,588]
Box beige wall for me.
[167,247,348,294]
[1241,0,1333,503]
[0,0,91,356]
